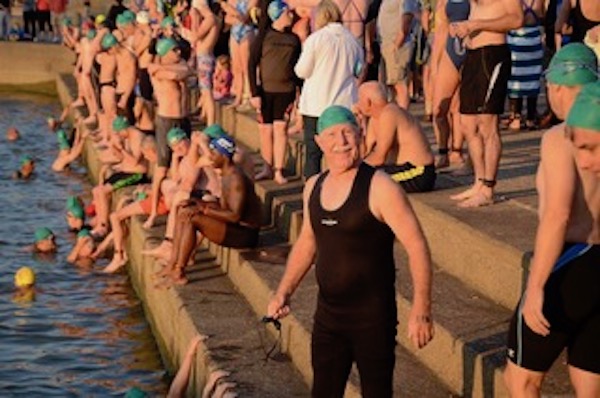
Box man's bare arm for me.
[204,173,247,223]
[267,177,318,319]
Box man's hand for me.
[449,21,472,39]
[407,307,434,349]
[267,293,291,320]
[522,287,550,336]
[250,96,261,111]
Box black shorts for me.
[105,172,148,190]
[155,115,191,168]
[259,91,295,124]
[137,68,154,101]
[460,44,511,115]
[221,223,259,249]
[507,244,600,374]
[380,163,436,193]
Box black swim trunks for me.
[460,44,511,115]
[105,172,148,190]
[380,163,436,193]
[220,223,259,249]
[507,243,600,374]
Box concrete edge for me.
[55,73,235,397]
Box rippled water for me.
[0,94,168,396]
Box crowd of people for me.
[5,0,600,396]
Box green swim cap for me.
[66,195,79,209]
[20,155,33,166]
[317,105,358,134]
[156,37,178,57]
[116,10,135,26]
[167,127,187,146]
[61,16,73,26]
[566,81,600,132]
[203,124,227,139]
[125,387,148,398]
[546,43,598,86]
[102,33,118,50]
[57,129,71,150]
[67,199,85,220]
[112,116,130,132]
[34,227,54,243]
[135,191,148,201]
[77,228,91,239]
[161,16,176,28]
[87,29,97,40]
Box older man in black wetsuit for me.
[267,105,434,397]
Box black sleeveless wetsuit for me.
[571,0,600,43]
[309,163,397,398]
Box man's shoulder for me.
[541,123,575,165]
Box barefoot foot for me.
[102,256,127,273]
[457,191,494,208]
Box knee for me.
[503,365,542,396]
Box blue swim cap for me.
[268,0,288,21]
[209,136,236,158]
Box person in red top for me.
[49,0,67,42]
[36,0,52,41]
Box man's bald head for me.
[357,81,388,116]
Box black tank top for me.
[309,163,397,329]
[571,0,600,43]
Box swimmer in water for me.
[13,155,35,180]
[32,227,57,253]
[67,228,97,266]
[66,196,87,232]
[13,266,36,303]
[6,127,20,141]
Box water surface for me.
[0,94,168,396]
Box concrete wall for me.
[0,42,74,85]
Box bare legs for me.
[433,52,461,169]
[255,121,288,184]
[451,114,500,207]
[102,202,145,273]
[229,35,253,107]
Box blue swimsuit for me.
[231,0,254,43]
[445,0,470,69]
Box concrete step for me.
[204,237,455,397]
[394,248,572,398]
[125,218,310,397]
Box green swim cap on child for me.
[34,227,54,243]
[203,124,227,139]
[566,81,600,132]
[156,37,178,57]
[125,387,148,398]
[102,33,118,50]
[67,199,85,220]
[161,16,176,28]
[167,127,187,146]
[317,105,358,134]
[545,43,599,86]
[77,228,91,239]
[20,155,33,166]
[61,16,72,26]
[57,129,71,150]
[116,10,135,26]
[15,266,35,288]
[112,116,130,132]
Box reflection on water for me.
[0,94,167,396]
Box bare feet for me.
[102,255,127,273]
[273,169,288,185]
[448,151,465,166]
[142,240,172,259]
[457,191,494,208]
[450,185,479,201]
[202,370,231,398]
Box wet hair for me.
[314,0,342,30]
